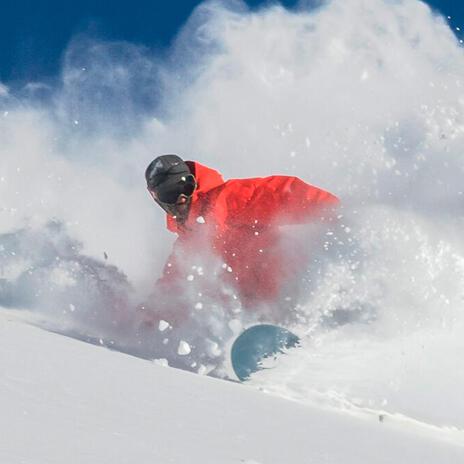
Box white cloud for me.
[0,82,9,97]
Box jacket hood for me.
[166,161,225,233]
[186,161,224,194]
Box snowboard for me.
[231,324,300,381]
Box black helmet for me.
[145,154,196,204]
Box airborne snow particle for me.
[197,364,208,375]
[158,320,170,332]
[208,342,222,357]
[178,341,191,355]
[195,302,203,310]
[153,358,169,367]
[196,216,206,224]
[187,274,194,281]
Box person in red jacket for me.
[140,154,339,326]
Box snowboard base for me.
[231,324,300,381]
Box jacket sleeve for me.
[227,176,339,227]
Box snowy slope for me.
[1,310,463,464]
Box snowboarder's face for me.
[147,173,196,223]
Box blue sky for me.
[0,0,462,84]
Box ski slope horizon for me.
[1,0,464,451]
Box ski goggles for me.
[148,174,196,205]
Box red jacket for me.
[154,161,339,314]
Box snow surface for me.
[1,310,463,464]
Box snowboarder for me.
[139,154,339,325]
